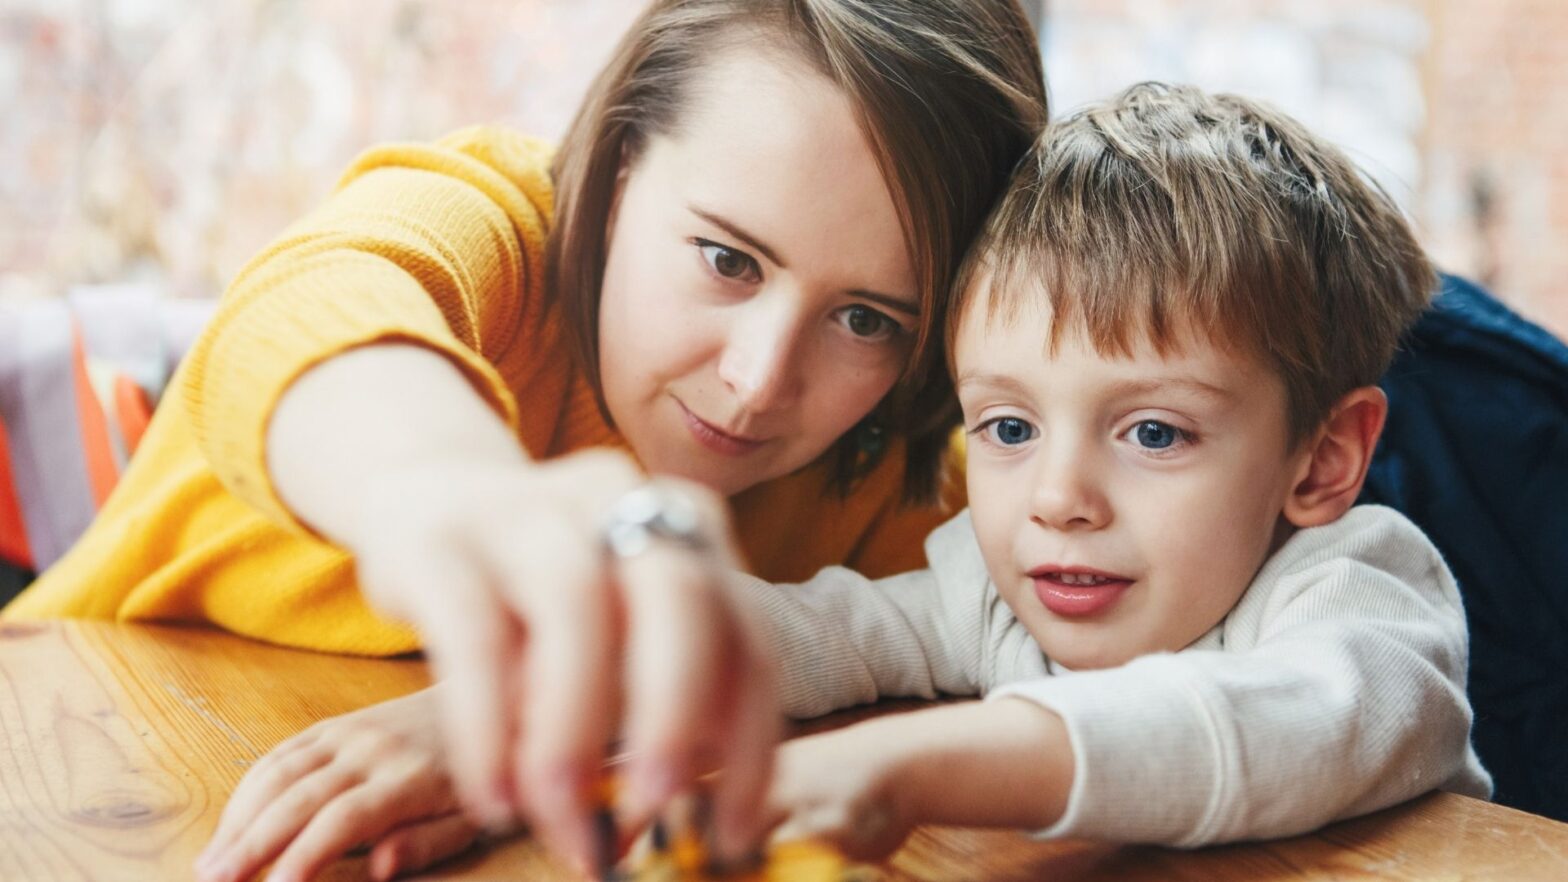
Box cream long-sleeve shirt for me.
[736,504,1492,846]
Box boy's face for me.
[954,279,1309,670]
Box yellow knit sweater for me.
[3,126,958,655]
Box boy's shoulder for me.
[1225,504,1461,643]
[1268,504,1443,576]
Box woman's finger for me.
[492,522,618,871]
[199,738,330,872]
[366,813,486,881]
[397,547,521,831]
[709,637,782,862]
[615,543,731,830]
[195,761,366,882]
[263,758,461,882]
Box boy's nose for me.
[716,298,805,415]
[1028,444,1112,532]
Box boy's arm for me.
[731,511,995,718]
[990,506,1487,846]
[767,699,1074,858]
[766,507,1486,854]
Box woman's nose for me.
[716,297,806,415]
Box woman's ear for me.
[1282,386,1388,528]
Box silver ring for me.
[600,484,711,559]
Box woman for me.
[5,1,1048,877]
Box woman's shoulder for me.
[330,125,558,234]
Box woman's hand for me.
[264,345,781,871]
[194,687,482,882]
[345,451,780,871]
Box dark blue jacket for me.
[1364,273,1568,821]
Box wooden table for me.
[3,621,1566,881]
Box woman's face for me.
[597,48,919,496]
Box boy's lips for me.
[1028,566,1133,618]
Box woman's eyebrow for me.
[689,204,919,316]
[689,205,785,267]
[853,289,920,318]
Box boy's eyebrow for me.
[954,372,1034,397]
[689,204,920,318]
[955,373,1237,402]
[1102,376,1238,403]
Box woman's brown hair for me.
[546,0,1047,503]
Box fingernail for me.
[201,858,232,882]
[481,808,516,839]
[627,762,676,820]
[592,806,619,880]
[476,781,515,834]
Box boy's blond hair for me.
[953,82,1435,442]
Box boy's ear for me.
[1282,386,1388,528]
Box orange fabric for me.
[70,323,119,507]
[3,126,963,655]
[0,419,32,569]
[113,374,153,454]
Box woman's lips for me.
[1030,569,1133,617]
[677,400,766,457]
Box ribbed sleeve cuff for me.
[183,250,520,535]
[989,660,1229,846]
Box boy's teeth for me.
[1057,572,1110,586]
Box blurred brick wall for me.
[0,0,637,301]
[3,1,1565,340]
[1421,0,1568,338]
[1042,0,1568,339]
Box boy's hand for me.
[765,725,916,861]
[765,700,1075,860]
[195,686,482,882]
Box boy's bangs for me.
[976,202,1313,375]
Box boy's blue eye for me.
[987,417,1036,446]
[1132,420,1180,449]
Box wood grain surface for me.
[1,620,1565,881]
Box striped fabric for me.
[0,288,213,573]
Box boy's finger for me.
[367,813,486,881]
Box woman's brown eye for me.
[714,248,747,277]
[844,305,890,338]
[698,241,757,281]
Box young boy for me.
[198,82,1490,879]
[747,81,1490,855]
